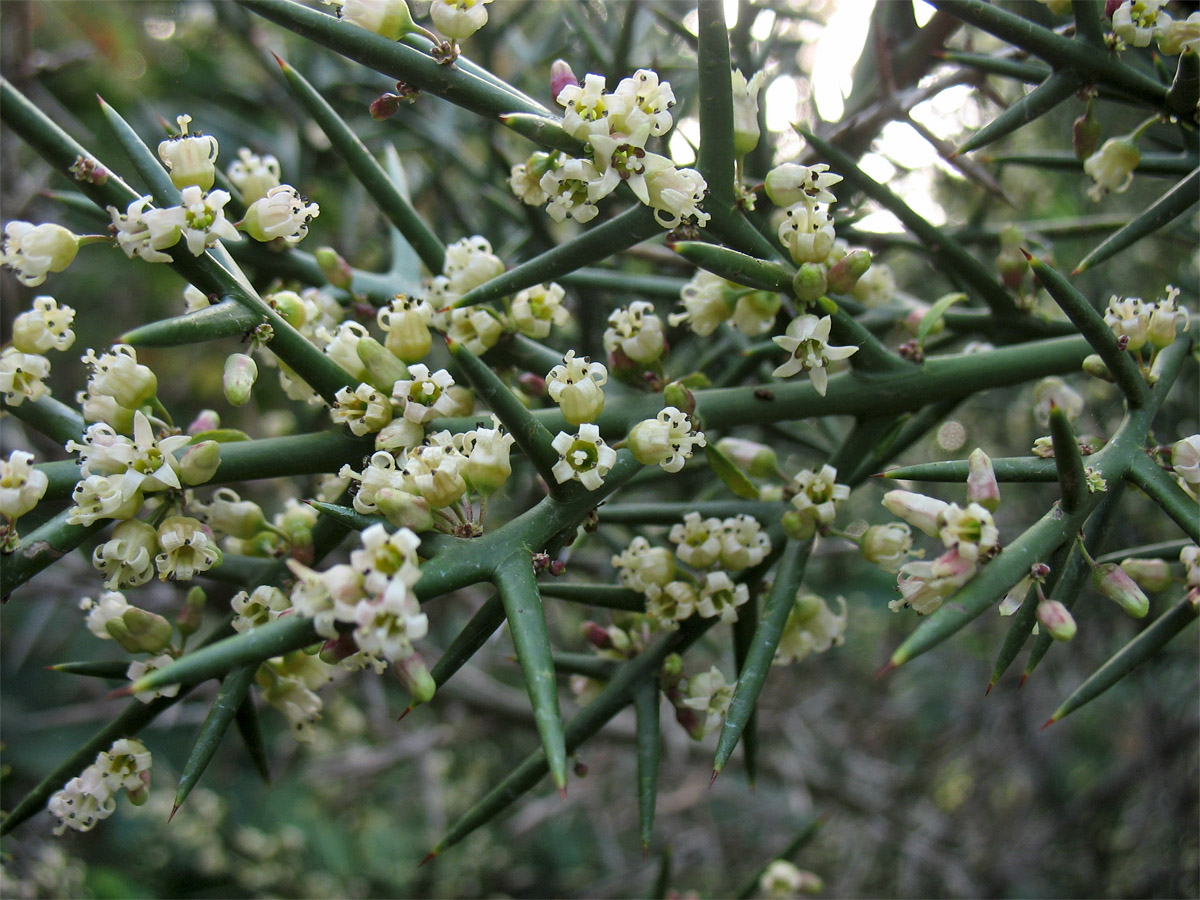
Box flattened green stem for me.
[448,340,561,490]
[538,583,647,612]
[633,678,661,851]
[1049,404,1088,514]
[96,95,180,206]
[1027,255,1148,407]
[494,553,568,792]
[275,55,444,275]
[451,205,662,309]
[0,687,194,837]
[1073,168,1200,274]
[2,511,107,600]
[696,0,736,209]
[174,663,258,812]
[671,241,792,292]
[0,77,139,210]
[713,538,813,775]
[927,0,1169,108]
[882,457,1058,482]
[427,614,718,857]
[125,614,320,696]
[1129,452,1200,543]
[234,691,272,785]
[798,128,1018,318]
[237,0,557,124]
[47,660,131,680]
[120,299,262,347]
[1047,594,1199,726]
[3,394,85,446]
[956,71,1080,156]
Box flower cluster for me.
[0,296,77,408]
[669,270,783,337]
[1102,285,1190,379]
[510,65,709,229]
[784,465,851,540]
[47,739,151,835]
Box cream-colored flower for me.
[771,314,857,395]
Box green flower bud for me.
[267,290,307,329]
[826,249,872,295]
[781,508,818,541]
[107,607,174,654]
[1093,562,1150,618]
[1082,353,1114,382]
[1119,557,1174,594]
[396,652,436,704]
[715,437,777,478]
[1036,598,1076,641]
[179,440,221,486]
[966,448,1000,512]
[792,263,827,305]
[223,353,257,407]
[375,487,435,532]
[356,335,408,393]
[177,585,206,638]
[315,246,353,290]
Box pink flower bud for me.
[1093,562,1150,618]
[370,92,404,121]
[1036,598,1077,641]
[319,634,360,665]
[882,490,948,537]
[550,59,578,105]
[186,408,221,436]
[582,621,612,650]
[1119,557,1173,594]
[179,440,222,486]
[966,448,1000,511]
[223,353,258,407]
[826,249,872,295]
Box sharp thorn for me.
[708,769,719,790]
[397,705,413,722]
[875,659,898,679]
[1018,673,1029,689]
[985,682,994,696]
[168,802,180,822]
[1040,717,1057,731]
[558,785,568,801]
[418,851,438,868]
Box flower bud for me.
[370,92,405,121]
[1093,562,1150,618]
[660,652,683,687]
[1084,136,1140,198]
[374,487,435,532]
[781,508,817,541]
[355,335,408,393]
[764,163,843,207]
[966,448,1000,512]
[315,247,353,290]
[882,490,948,537]
[396,652,436,704]
[550,59,578,105]
[179,440,221,486]
[1036,598,1077,641]
[792,263,827,304]
[158,115,218,191]
[187,409,221,436]
[319,633,360,665]
[1,222,81,287]
[107,607,174,654]
[582,621,612,650]
[716,437,778,479]
[861,522,913,573]
[266,290,307,330]
[1073,104,1101,161]
[731,69,764,157]
[223,353,258,407]
[662,381,695,417]
[826,249,872,295]
[177,585,206,637]
[1119,557,1173,594]
[1082,353,1114,382]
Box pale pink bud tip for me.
[550,59,578,104]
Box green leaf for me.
[704,442,760,500]
[494,553,568,792]
[917,292,967,350]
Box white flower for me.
[771,314,857,395]
[1158,12,1200,54]
[430,0,492,40]
[81,344,158,410]
[327,0,419,40]
[670,271,734,336]
[1146,285,1190,349]
[12,296,76,353]
[231,586,291,633]
[603,301,666,364]
[1084,137,1140,200]
[643,163,709,229]
[892,548,976,615]
[0,450,48,521]
[778,201,835,264]
[127,654,182,704]
[587,126,655,204]
[775,593,847,664]
[92,519,158,589]
[719,514,771,571]
[143,186,241,257]
[547,350,608,425]
[790,464,850,533]
[731,69,765,157]
[765,164,843,208]
[227,147,282,203]
[881,490,948,537]
[66,474,143,525]
[331,383,393,436]
[378,295,435,362]
[403,441,468,508]
[48,775,115,834]
[318,321,372,383]
[558,73,613,141]
[354,589,428,662]
[108,195,175,263]
[1112,0,1172,47]
[541,157,603,224]
[155,516,222,581]
[89,738,152,798]
[938,502,1000,562]
[342,451,406,515]
[645,580,698,627]
[438,306,504,355]
[1172,435,1200,494]
[1033,375,1085,424]
[729,289,781,337]
[509,152,559,206]
[157,114,219,192]
[612,536,677,594]
[1,221,80,286]
[861,522,914,574]
[0,347,50,407]
[694,570,749,623]
[350,523,423,598]
[679,666,732,739]
[550,423,617,490]
[435,235,505,301]
[510,282,569,338]
[457,416,515,494]
[610,69,676,138]
[240,185,319,243]
[668,511,723,569]
[626,406,706,473]
[79,590,131,640]
[393,363,458,424]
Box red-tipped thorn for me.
[108,685,134,699]
[1019,247,1034,261]
[1040,716,1058,731]
[397,705,414,722]
[708,769,719,790]
[168,802,180,822]
[1018,674,1029,689]
[270,50,286,69]
[558,785,568,801]
[875,660,898,679]
[1071,265,1085,276]
[985,682,994,696]
[418,851,437,868]
[642,844,648,860]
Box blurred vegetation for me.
[1,1,1197,898]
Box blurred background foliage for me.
[1,0,1197,897]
